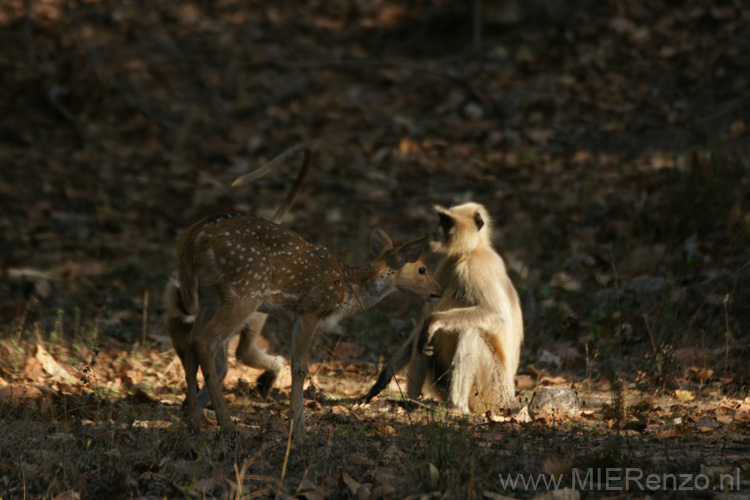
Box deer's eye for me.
[419,267,427,275]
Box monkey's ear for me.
[370,228,394,256]
[395,236,427,266]
[474,211,484,230]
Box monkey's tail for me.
[362,366,394,403]
[231,143,312,225]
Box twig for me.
[161,354,179,379]
[275,418,293,500]
[141,289,149,345]
[723,293,731,374]
[642,313,662,378]
[642,313,657,356]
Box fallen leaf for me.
[191,471,227,495]
[348,454,376,467]
[35,344,62,377]
[549,272,581,292]
[340,471,360,496]
[716,415,734,425]
[381,445,403,463]
[516,373,536,390]
[674,390,695,402]
[428,463,439,489]
[52,491,81,500]
[687,367,714,383]
[370,483,395,500]
[514,406,532,423]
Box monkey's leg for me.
[460,331,514,413]
[447,330,477,414]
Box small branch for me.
[275,419,293,500]
[723,293,731,374]
[141,289,149,345]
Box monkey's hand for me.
[419,315,444,356]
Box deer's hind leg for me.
[190,295,262,433]
[182,307,216,432]
[196,337,230,409]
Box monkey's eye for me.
[419,267,427,275]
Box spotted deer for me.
[165,144,311,408]
[173,150,442,441]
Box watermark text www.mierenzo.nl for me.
[498,468,742,492]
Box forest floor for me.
[1,0,749,498]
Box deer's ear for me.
[370,228,394,256]
[394,236,427,267]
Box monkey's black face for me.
[430,212,454,250]
[438,212,454,233]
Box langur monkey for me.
[164,144,310,405]
[363,202,523,413]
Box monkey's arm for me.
[425,306,503,337]
[362,322,421,403]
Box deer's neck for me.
[338,264,393,316]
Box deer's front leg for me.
[289,315,318,442]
